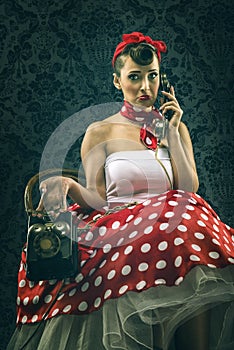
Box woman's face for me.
[113,54,160,110]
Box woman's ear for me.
[113,73,122,90]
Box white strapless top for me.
[105,149,173,205]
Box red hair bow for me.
[112,31,167,66]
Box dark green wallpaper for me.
[1,0,233,348]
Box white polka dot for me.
[182,213,191,220]
[155,279,166,285]
[32,296,39,304]
[186,205,195,211]
[138,262,149,272]
[99,259,107,268]
[75,273,84,283]
[143,199,151,206]
[81,282,90,292]
[207,263,217,268]
[225,224,230,230]
[124,245,133,255]
[107,270,116,280]
[174,256,183,267]
[117,238,124,246]
[175,277,184,286]
[90,250,97,258]
[212,232,220,240]
[168,200,178,206]
[194,232,205,240]
[173,193,182,198]
[39,281,43,286]
[156,260,167,269]
[112,221,120,229]
[94,276,102,287]
[165,211,175,218]
[158,195,167,200]
[158,241,168,251]
[122,265,132,275]
[103,244,112,253]
[94,297,101,308]
[52,308,59,317]
[111,252,119,261]
[141,243,151,253]
[17,297,20,306]
[213,224,219,232]
[29,281,35,288]
[44,295,52,304]
[197,220,206,227]
[159,223,169,231]
[119,285,128,294]
[192,244,201,251]
[223,236,229,244]
[200,213,208,221]
[213,218,220,225]
[120,223,128,231]
[144,225,153,234]
[134,217,143,225]
[89,268,96,276]
[57,293,65,301]
[126,214,134,222]
[104,289,112,299]
[136,280,147,290]
[188,197,197,204]
[212,239,220,246]
[78,301,88,312]
[224,244,231,252]
[209,251,220,259]
[148,213,158,220]
[190,255,200,261]
[129,230,138,238]
[227,257,234,264]
[63,305,72,313]
[19,279,26,288]
[99,226,107,236]
[174,237,184,246]
[85,231,93,241]
[177,225,187,232]
[153,201,162,207]
[202,206,209,214]
[22,316,28,324]
[48,279,57,285]
[23,297,29,306]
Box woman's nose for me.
[140,77,150,91]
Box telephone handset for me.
[154,72,172,144]
[160,72,173,120]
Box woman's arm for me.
[36,121,107,214]
[160,87,199,192]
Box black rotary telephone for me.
[24,170,79,281]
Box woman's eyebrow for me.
[128,69,159,73]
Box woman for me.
[8,32,234,350]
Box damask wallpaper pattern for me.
[0,0,233,348]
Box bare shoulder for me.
[82,113,119,151]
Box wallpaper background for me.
[0,0,233,348]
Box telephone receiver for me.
[160,72,173,120]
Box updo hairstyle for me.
[114,43,158,77]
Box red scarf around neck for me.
[120,100,162,150]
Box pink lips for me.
[139,95,150,101]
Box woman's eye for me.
[128,74,139,81]
[149,72,158,80]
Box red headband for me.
[112,31,167,67]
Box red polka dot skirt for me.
[16,190,234,324]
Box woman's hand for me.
[35,176,73,217]
[159,86,183,130]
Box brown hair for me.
[113,43,158,77]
